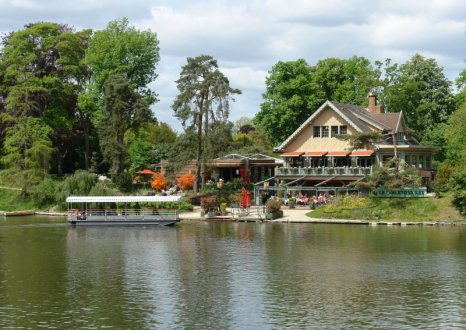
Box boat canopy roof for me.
[66,196,182,203]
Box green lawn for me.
[0,188,37,212]
[307,195,464,222]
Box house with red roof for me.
[273,95,437,189]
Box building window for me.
[357,157,374,167]
[426,155,431,169]
[418,155,424,169]
[322,126,329,138]
[331,126,339,137]
[405,155,411,165]
[340,125,347,135]
[313,126,320,138]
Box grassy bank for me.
[307,195,464,222]
[0,188,37,212]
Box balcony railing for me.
[276,166,373,176]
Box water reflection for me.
[0,218,465,328]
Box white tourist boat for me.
[66,195,182,226]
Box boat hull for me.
[69,219,179,226]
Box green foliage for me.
[115,171,133,192]
[61,170,98,196]
[382,54,455,140]
[308,195,461,221]
[0,188,36,211]
[444,101,466,164]
[30,178,60,207]
[99,73,153,178]
[88,181,120,196]
[421,123,448,162]
[360,159,421,192]
[0,22,90,174]
[449,167,466,217]
[433,163,457,193]
[84,17,160,101]
[172,54,241,191]
[255,56,380,146]
[254,59,319,146]
[1,117,54,194]
[337,131,381,150]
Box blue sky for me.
[1,0,465,131]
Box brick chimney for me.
[368,94,384,114]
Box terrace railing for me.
[277,166,373,176]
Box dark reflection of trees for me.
[65,228,152,329]
[0,218,465,329]
[174,222,235,328]
[0,221,70,328]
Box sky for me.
[0,0,465,131]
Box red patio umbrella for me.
[240,187,251,208]
[137,169,156,175]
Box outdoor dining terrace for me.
[276,166,373,176]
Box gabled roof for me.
[276,101,366,150]
[276,100,414,151]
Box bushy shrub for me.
[200,195,218,211]
[450,167,466,216]
[177,173,195,190]
[115,171,133,192]
[88,182,120,196]
[266,198,283,219]
[151,172,167,191]
[62,170,98,196]
[145,201,193,212]
[30,178,59,207]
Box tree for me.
[80,18,160,170]
[382,54,455,140]
[125,122,177,173]
[1,117,53,195]
[0,22,90,174]
[84,18,160,101]
[254,59,319,146]
[254,57,380,146]
[172,55,240,192]
[98,73,153,179]
[444,101,466,164]
[311,56,380,105]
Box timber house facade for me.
[273,95,437,189]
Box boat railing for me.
[67,208,178,221]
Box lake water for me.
[0,216,465,329]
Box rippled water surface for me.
[0,216,465,329]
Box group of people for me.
[261,191,333,208]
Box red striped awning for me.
[327,151,350,157]
[350,150,375,157]
[282,152,304,157]
[304,151,328,157]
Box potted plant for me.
[265,198,283,220]
[288,197,296,208]
[200,195,218,217]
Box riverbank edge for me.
[178,208,466,226]
[2,208,465,226]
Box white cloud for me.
[0,0,464,129]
